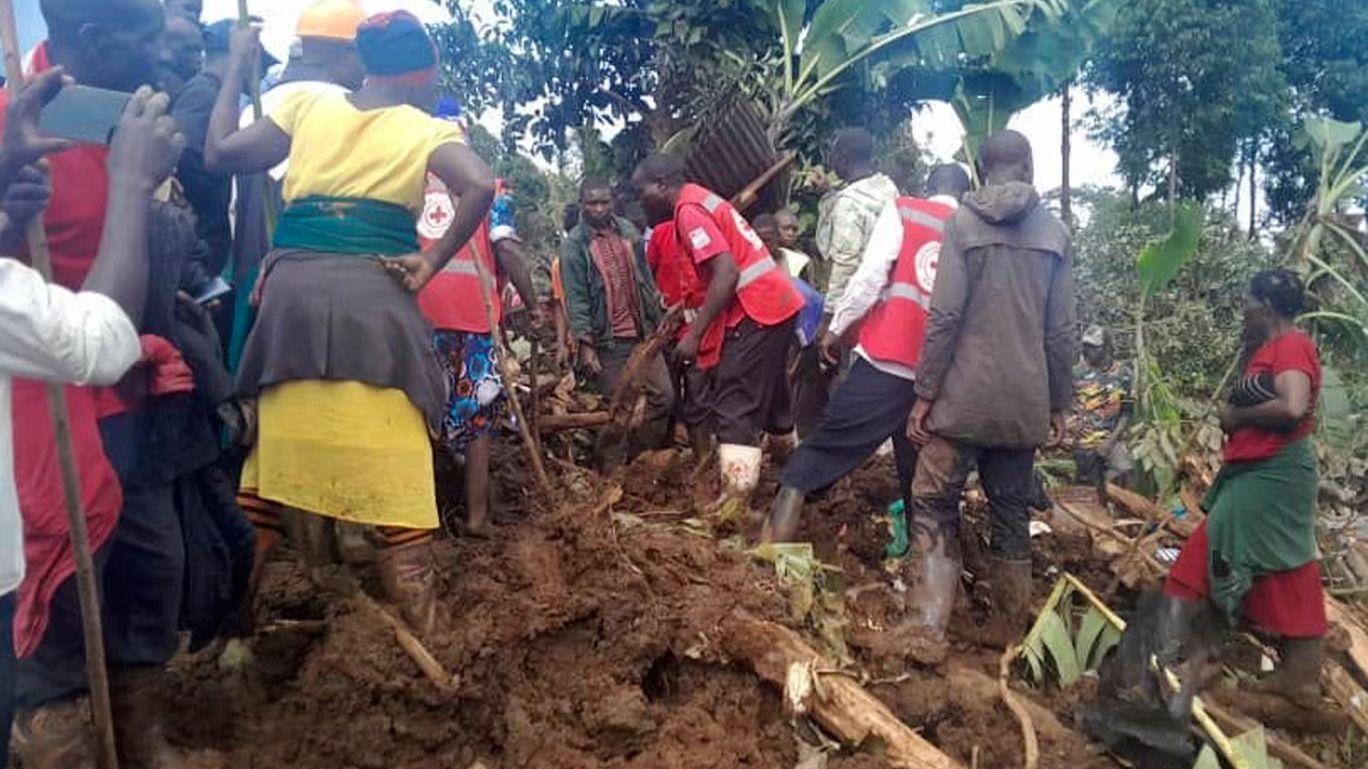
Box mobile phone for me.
[192,276,232,305]
[38,85,131,146]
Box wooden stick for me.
[594,305,682,466]
[537,411,610,431]
[998,645,1039,769]
[1202,699,1331,769]
[0,9,121,769]
[352,593,457,692]
[730,151,797,214]
[465,235,552,498]
[237,0,277,233]
[527,336,542,446]
[720,611,965,769]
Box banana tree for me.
[1288,117,1368,335]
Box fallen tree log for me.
[1326,598,1368,682]
[1326,662,1368,736]
[1201,699,1330,769]
[537,411,610,431]
[719,611,964,769]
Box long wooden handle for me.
[0,5,121,769]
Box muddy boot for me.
[376,539,439,636]
[976,557,1033,649]
[111,667,189,769]
[688,426,714,465]
[334,521,376,565]
[1247,636,1326,709]
[717,443,762,510]
[11,699,98,769]
[760,485,805,544]
[765,429,799,464]
[891,536,961,665]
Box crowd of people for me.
[0,0,1335,766]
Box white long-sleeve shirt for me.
[0,258,141,597]
[828,195,960,382]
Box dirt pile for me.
[163,446,1364,769]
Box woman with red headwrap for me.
[204,12,494,634]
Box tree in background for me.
[1085,0,1286,206]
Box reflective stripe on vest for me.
[737,255,781,289]
[441,258,480,276]
[882,281,931,310]
[702,193,726,212]
[900,206,946,233]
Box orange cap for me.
[296,0,366,41]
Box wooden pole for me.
[465,235,553,499]
[236,1,277,233]
[0,7,121,769]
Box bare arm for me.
[204,27,290,173]
[686,252,739,344]
[1224,370,1312,433]
[84,89,186,327]
[425,143,495,273]
[494,238,537,313]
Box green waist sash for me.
[273,195,419,256]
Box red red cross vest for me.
[674,184,803,328]
[857,197,956,369]
[416,174,501,333]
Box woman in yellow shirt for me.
[205,13,494,633]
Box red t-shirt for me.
[1223,330,1321,463]
[676,204,750,328]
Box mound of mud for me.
[163,447,1358,769]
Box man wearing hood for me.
[900,130,1074,663]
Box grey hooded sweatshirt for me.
[914,181,1074,448]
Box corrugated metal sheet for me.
[682,97,788,215]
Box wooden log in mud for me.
[720,612,965,769]
[537,411,611,431]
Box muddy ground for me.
[165,441,1364,769]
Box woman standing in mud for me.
[1162,268,1326,709]
[204,13,495,634]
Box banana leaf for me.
[1137,204,1204,296]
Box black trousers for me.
[668,346,714,430]
[713,317,796,446]
[1,592,15,764]
[18,414,185,709]
[779,358,919,504]
[909,436,1036,560]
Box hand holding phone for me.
[107,87,185,191]
[36,81,132,147]
[1,68,74,178]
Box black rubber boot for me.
[760,485,805,543]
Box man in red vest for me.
[644,221,722,461]
[762,165,971,543]
[633,154,804,502]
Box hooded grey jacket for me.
[915,181,1074,448]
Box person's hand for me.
[107,86,184,191]
[674,330,701,363]
[1219,404,1240,434]
[818,330,843,368]
[578,343,602,376]
[382,253,437,293]
[907,399,934,445]
[229,23,262,67]
[0,163,52,233]
[0,68,74,178]
[1048,412,1067,448]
